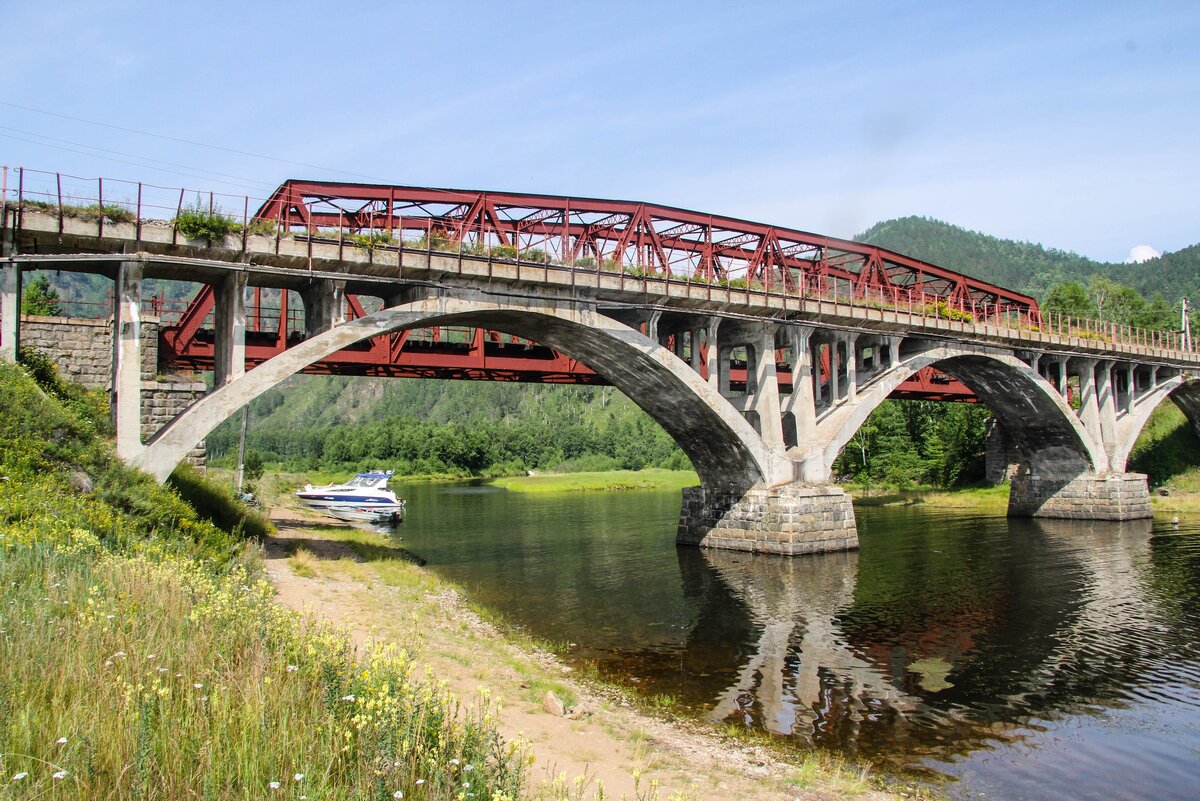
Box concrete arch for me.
[1109,376,1200,471]
[815,345,1107,480]
[134,294,791,488]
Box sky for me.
[1,0,1197,264]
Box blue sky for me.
[1,1,1196,263]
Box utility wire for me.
[0,132,275,195]
[0,126,278,189]
[0,99,384,181]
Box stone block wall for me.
[984,419,1021,484]
[678,483,859,555]
[18,314,206,466]
[1008,472,1151,520]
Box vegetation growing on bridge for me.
[0,362,529,799]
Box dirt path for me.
[263,507,898,801]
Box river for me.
[388,482,1200,801]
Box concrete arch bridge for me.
[2,172,1198,555]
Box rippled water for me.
[391,482,1200,801]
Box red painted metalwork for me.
[158,290,973,398]
[254,180,1039,319]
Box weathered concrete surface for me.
[678,483,857,555]
[1009,471,1151,520]
[0,263,19,363]
[135,293,793,487]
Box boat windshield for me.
[346,474,387,487]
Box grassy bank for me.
[263,508,925,800]
[0,362,527,799]
[489,468,698,493]
[847,482,1011,512]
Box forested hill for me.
[856,216,1200,302]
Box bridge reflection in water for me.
[391,484,1198,797]
[674,511,1200,779]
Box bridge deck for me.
[4,209,1196,370]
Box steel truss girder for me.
[254,181,1038,315]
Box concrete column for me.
[1097,361,1118,443]
[0,263,19,363]
[1056,358,1068,397]
[213,272,248,388]
[301,279,348,337]
[690,327,704,374]
[646,310,662,344]
[1075,358,1101,439]
[751,327,785,448]
[887,336,900,369]
[1125,364,1136,413]
[845,333,860,403]
[112,261,145,461]
[829,338,840,403]
[786,327,816,443]
[705,318,721,393]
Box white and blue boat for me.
[296,471,406,523]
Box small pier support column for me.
[0,262,19,363]
[213,272,248,388]
[113,261,144,461]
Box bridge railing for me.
[3,165,1193,358]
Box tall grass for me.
[0,363,529,799]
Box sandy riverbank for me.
[261,503,914,801]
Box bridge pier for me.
[1008,471,1151,520]
[677,483,857,555]
[0,262,19,363]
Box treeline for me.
[857,215,1200,305]
[208,414,690,477]
[833,400,993,487]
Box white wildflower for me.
[56,736,68,745]
[294,773,304,782]
[193,683,203,689]
[52,770,67,780]
[286,665,298,672]
[393,792,404,800]
[12,772,28,781]
[341,694,356,702]
[269,780,281,790]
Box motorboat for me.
[324,501,406,525]
[296,471,406,521]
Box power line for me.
[0,99,384,182]
[0,132,273,195]
[0,126,278,190]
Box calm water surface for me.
[390,482,1200,801]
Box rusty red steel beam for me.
[254,180,1040,313]
[159,289,975,400]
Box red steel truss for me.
[255,180,1039,317]
[159,288,975,401]
[154,179,1022,399]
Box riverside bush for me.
[0,363,529,799]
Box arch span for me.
[134,295,791,488]
[1110,376,1200,471]
[814,345,1106,481]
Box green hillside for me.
[207,376,689,477]
[856,216,1200,303]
